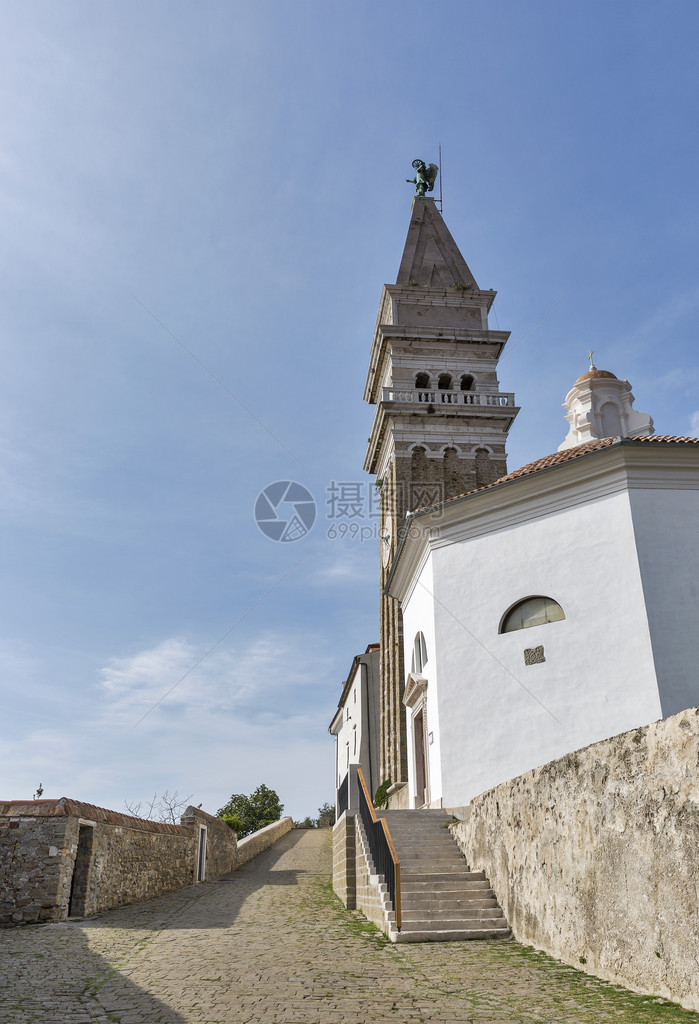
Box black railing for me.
[356,768,401,929]
[337,773,349,817]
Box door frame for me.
[403,672,430,808]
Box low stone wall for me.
[0,799,296,925]
[236,817,293,866]
[88,818,194,916]
[450,705,699,1012]
[0,799,200,924]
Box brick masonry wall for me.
[450,705,699,1012]
[331,812,356,909]
[353,816,393,935]
[332,811,396,938]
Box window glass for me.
[411,631,428,673]
[501,596,565,633]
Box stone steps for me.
[376,809,510,943]
[394,926,511,943]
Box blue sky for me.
[1,1,698,819]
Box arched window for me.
[500,596,565,634]
[438,373,452,390]
[460,374,475,391]
[600,401,623,437]
[411,632,428,674]
[415,372,430,389]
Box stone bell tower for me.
[363,195,519,802]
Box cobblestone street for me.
[0,829,695,1024]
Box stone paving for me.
[0,829,696,1024]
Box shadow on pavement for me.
[0,926,188,1024]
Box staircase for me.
[377,809,511,943]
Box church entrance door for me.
[414,711,428,807]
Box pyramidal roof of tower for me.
[396,198,479,290]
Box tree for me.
[216,784,283,838]
[124,789,193,824]
[317,802,336,826]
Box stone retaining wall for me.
[450,705,699,1012]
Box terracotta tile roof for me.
[0,797,190,834]
[410,436,699,515]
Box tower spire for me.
[363,197,519,797]
[396,197,478,290]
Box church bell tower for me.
[364,193,519,800]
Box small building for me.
[329,644,380,814]
[0,797,238,924]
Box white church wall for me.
[401,554,443,807]
[423,488,663,808]
[629,485,699,718]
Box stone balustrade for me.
[381,387,515,407]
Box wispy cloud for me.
[690,411,699,438]
[99,630,335,727]
[620,285,699,351]
[310,550,375,585]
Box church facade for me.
[340,193,699,814]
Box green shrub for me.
[373,779,392,809]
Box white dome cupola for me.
[558,356,654,451]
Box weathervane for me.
[406,159,439,197]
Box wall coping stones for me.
[0,799,189,835]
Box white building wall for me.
[419,489,663,807]
[629,486,699,717]
[401,555,444,807]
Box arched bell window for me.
[500,596,565,634]
[460,374,475,391]
[415,372,430,389]
[438,373,452,390]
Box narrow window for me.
[411,631,428,674]
[500,596,565,633]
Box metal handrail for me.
[356,768,401,930]
[337,773,349,817]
